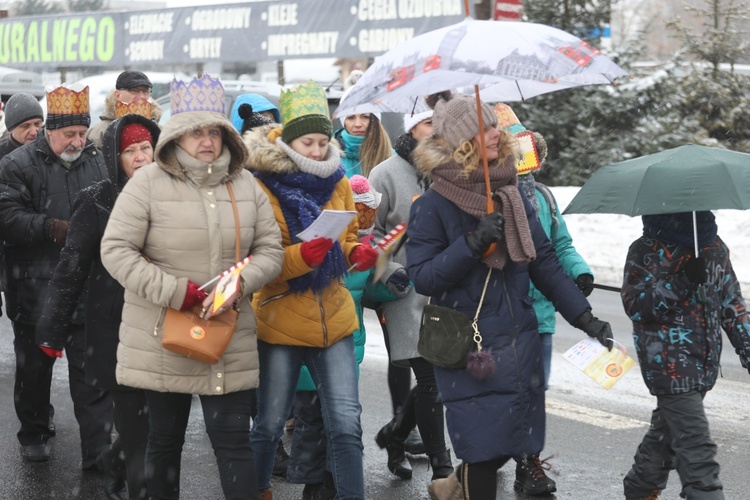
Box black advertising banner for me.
[0,0,464,69]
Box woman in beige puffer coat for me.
[100,76,284,500]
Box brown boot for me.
[259,488,272,500]
[427,470,464,500]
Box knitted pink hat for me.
[350,175,380,240]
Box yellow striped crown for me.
[115,96,153,119]
[46,85,90,116]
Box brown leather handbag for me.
[160,183,241,364]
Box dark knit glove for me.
[386,269,411,293]
[300,238,334,267]
[350,244,379,271]
[46,218,70,246]
[683,257,707,285]
[466,213,504,256]
[575,274,595,297]
[573,310,613,351]
[181,281,207,311]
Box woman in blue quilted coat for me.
[405,92,613,500]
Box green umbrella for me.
[564,144,750,217]
[563,144,750,258]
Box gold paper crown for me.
[170,74,225,115]
[46,85,90,116]
[493,103,526,134]
[279,80,329,125]
[115,97,153,119]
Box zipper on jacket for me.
[153,308,167,336]
[259,290,292,307]
[318,294,329,347]
[207,164,212,174]
[501,274,528,453]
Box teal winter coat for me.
[529,187,592,334]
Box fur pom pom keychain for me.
[467,324,496,380]
[466,268,496,380]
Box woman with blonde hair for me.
[406,92,613,499]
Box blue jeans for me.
[251,337,364,499]
[540,332,553,390]
[144,390,258,500]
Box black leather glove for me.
[574,273,595,297]
[683,257,707,285]
[573,310,613,351]
[466,213,505,256]
[386,269,410,293]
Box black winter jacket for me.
[0,131,107,323]
[36,115,160,389]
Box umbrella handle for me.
[473,85,496,258]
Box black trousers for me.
[623,391,724,499]
[144,389,259,500]
[13,320,113,465]
[104,389,150,500]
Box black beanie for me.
[5,93,44,131]
[238,103,273,135]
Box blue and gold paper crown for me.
[170,74,225,116]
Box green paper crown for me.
[279,81,329,125]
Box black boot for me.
[376,418,412,479]
[386,442,412,479]
[429,449,454,480]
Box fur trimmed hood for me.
[154,111,248,182]
[243,123,342,175]
[100,89,163,123]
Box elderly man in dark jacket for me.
[621,212,750,500]
[0,84,112,466]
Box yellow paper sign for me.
[515,131,541,175]
[563,337,635,390]
[211,256,252,313]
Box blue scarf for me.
[256,167,348,294]
[643,212,717,251]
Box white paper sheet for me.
[296,210,357,242]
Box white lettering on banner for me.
[191,8,252,31]
[398,0,462,18]
[128,13,174,34]
[267,32,339,56]
[358,28,414,52]
[358,0,398,21]
[189,37,222,58]
[128,40,165,61]
[268,3,298,26]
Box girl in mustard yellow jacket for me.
[245,81,378,500]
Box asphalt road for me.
[0,289,748,499]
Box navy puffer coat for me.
[405,136,591,463]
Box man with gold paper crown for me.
[0,84,113,468]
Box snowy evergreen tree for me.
[13,0,63,15]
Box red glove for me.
[39,345,63,358]
[300,238,334,267]
[181,281,208,311]
[349,244,379,271]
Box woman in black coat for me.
[37,113,160,500]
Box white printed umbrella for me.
[335,17,627,116]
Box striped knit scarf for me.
[430,156,536,269]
